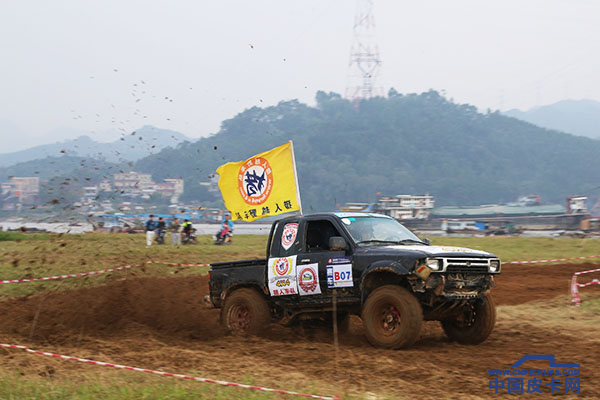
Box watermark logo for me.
[488,355,580,394]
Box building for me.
[1,177,40,205]
[338,202,373,212]
[375,195,435,219]
[163,178,184,201]
[338,195,435,219]
[113,172,154,195]
[566,196,587,214]
[111,172,184,203]
[99,180,112,192]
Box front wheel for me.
[441,294,496,345]
[222,288,270,336]
[361,285,423,349]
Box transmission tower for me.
[345,0,383,102]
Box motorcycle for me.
[182,228,198,245]
[214,226,233,245]
[155,229,166,244]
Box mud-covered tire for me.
[222,288,270,336]
[361,285,423,349]
[441,294,496,345]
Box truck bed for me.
[209,258,267,307]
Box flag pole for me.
[289,140,303,215]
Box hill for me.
[504,99,600,140]
[134,90,600,211]
[0,126,190,167]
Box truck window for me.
[269,221,280,257]
[305,220,341,252]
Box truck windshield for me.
[341,216,424,246]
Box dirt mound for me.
[0,275,225,343]
[494,262,600,305]
[1,262,597,344]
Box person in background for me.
[217,213,234,241]
[182,219,193,241]
[155,217,166,244]
[145,215,157,247]
[170,217,181,247]
[157,217,166,234]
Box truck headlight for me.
[425,258,440,271]
[489,259,500,273]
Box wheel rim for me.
[453,303,477,328]
[229,304,251,334]
[375,304,402,336]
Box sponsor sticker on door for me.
[297,263,321,296]
[326,263,353,288]
[268,256,298,296]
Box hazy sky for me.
[1,0,599,151]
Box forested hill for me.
[135,90,600,211]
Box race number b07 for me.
[327,264,353,288]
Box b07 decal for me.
[326,263,353,288]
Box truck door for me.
[267,219,304,298]
[296,219,352,301]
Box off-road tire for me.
[361,285,423,349]
[441,294,496,345]
[222,288,270,336]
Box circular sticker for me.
[273,257,291,276]
[299,267,318,293]
[238,157,273,205]
[281,223,298,250]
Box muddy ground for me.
[0,263,599,398]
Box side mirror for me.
[421,238,431,245]
[329,236,348,251]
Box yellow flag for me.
[216,141,302,221]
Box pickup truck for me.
[208,212,501,349]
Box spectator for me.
[182,219,193,241]
[170,217,181,247]
[145,215,157,247]
[217,213,234,241]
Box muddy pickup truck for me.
[207,212,501,348]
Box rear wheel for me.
[441,294,496,344]
[222,288,270,336]
[361,285,422,349]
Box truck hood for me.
[359,244,496,258]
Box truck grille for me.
[444,258,490,274]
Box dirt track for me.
[1,263,599,398]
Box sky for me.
[1,0,600,152]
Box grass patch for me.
[496,295,600,344]
[428,236,600,262]
[0,233,267,300]
[581,297,600,313]
[0,370,303,399]
[0,231,51,241]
